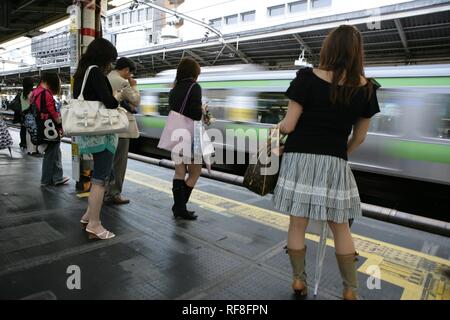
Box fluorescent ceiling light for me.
[0,37,30,49]
[40,18,70,32]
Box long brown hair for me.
[73,38,118,83]
[174,58,201,85]
[319,25,372,105]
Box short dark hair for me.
[115,57,136,73]
[40,73,61,95]
[175,58,201,84]
[22,77,35,97]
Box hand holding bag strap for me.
[78,65,98,101]
[179,82,197,115]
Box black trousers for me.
[20,124,26,147]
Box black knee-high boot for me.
[172,179,197,220]
[183,181,195,214]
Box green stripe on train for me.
[140,117,167,128]
[138,77,450,90]
[386,140,450,164]
[225,124,271,138]
[138,80,290,90]
[376,77,450,88]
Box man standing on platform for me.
[105,57,141,205]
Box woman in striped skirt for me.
[272,25,381,300]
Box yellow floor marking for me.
[76,192,90,198]
[125,169,450,300]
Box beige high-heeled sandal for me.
[85,227,115,240]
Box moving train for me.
[135,64,450,186]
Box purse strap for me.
[179,82,197,115]
[78,65,98,101]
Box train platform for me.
[0,129,449,300]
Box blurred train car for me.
[136,64,450,185]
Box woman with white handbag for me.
[72,38,121,240]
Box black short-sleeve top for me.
[284,67,381,161]
[169,79,203,121]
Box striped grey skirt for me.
[272,153,362,223]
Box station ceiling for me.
[0,0,449,86]
[0,0,122,45]
[0,0,74,44]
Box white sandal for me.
[85,227,115,240]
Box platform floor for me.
[0,129,449,300]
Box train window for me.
[422,95,450,140]
[257,93,288,124]
[157,92,170,116]
[202,90,228,120]
[368,91,403,135]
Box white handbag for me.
[61,65,129,136]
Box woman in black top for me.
[272,25,381,300]
[168,58,203,220]
[74,38,119,240]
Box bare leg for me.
[81,206,90,222]
[185,163,202,188]
[288,216,309,250]
[174,163,187,180]
[328,221,355,255]
[86,184,111,235]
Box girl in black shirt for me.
[168,58,203,220]
[272,25,381,300]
